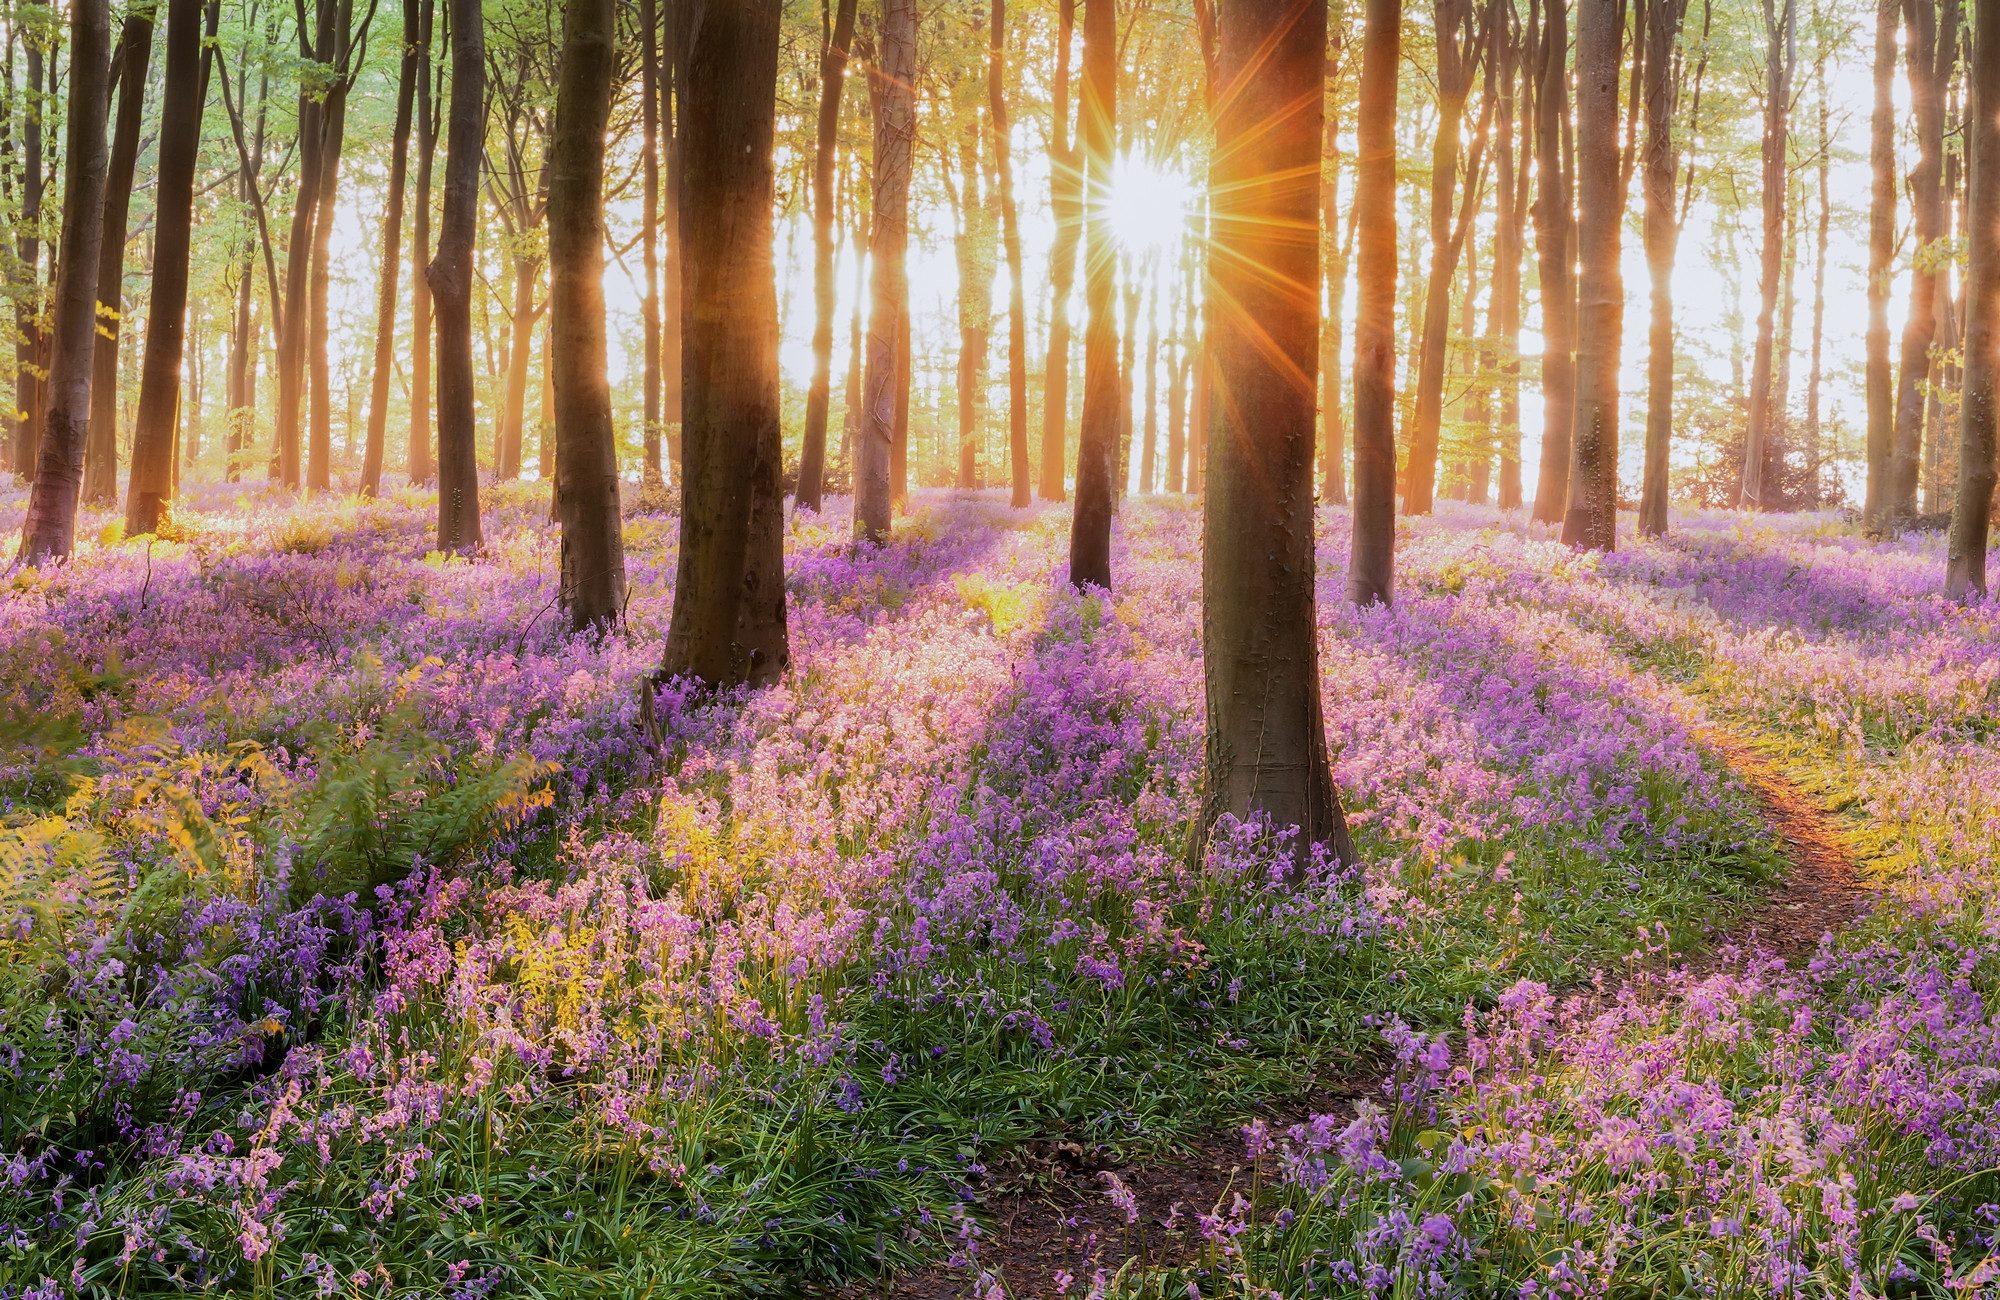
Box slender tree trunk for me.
[950,124,991,492]
[1067,0,1118,589]
[1891,0,1949,519]
[1040,0,1078,501]
[274,0,332,488]
[797,0,858,511]
[1492,0,1527,511]
[409,0,436,484]
[18,0,111,565]
[431,0,483,551]
[855,0,915,541]
[1530,0,1576,525]
[84,9,154,506]
[550,0,625,629]
[1740,0,1793,510]
[1200,0,1355,872]
[662,0,789,687]
[991,0,1030,507]
[1805,56,1829,505]
[842,153,868,483]
[1167,238,1193,492]
[360,0,419,497]
[495,255,536,479]
[306,59,351,494]
[227,249,255,483]
[1946,0,1997,594]
[1638,0,1690,535]
[1863,0,1897,522]
[1140,264,1160,492]
[1562,0,1621,550]
[636,0,663,486]
[1349,0,1401,604]
[12,41,44,479]
[1318,46,1349,505]
[127,0,214,534]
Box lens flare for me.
[1104,155,1193,255]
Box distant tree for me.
[10,37,45,478]
[17,0,111,565]
[1348,0,1400,605]
[1200,0,1355,872]
[1040,0,1077,502]
[1638,0,1702,536]
[1945,0,1995,596]
[660,0,790,688]
[358,0,421,498]
[855,0,915,542]
[410,0,438,484]
[1739,0,1795,509]
[1529,0,1575,526]
[432,0,485,552]
[991,0,1030,507]
[797,0,859,513]
[1066,0,1117,589]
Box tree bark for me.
[494,252,538,479]
[855,0,915,542]
[1804,50,1829,505]
[1318,43,1349,505]
[662,29,685,483]
[1739,0,1793,510]
[1492,0,1527,511]
[1890,0,1950,519]
[1638,0,1692,535]
[661,0,789,689]
[11,40,44,479]
[1167,238,1194,492]
[306,20,354,495]
[797,0,858,512]
[1040,0,1078,501]
[409,0,436,484]
[84,9,154,507]
[18,0,111,565]
[1349,0,1401,605]
[992,0,1031,507]
[1529,0,1576,526]
[1863,0,1896,524]
[1140,263,1159,492]
[1562,0,1621,550]
[1067,0,1118,589]
[549,0,625,629]
[949,123,992,491]
[359,0,419,497]
[1199,0,1355,874]
[127,0,214,534]
[1945,0,1997,595]
[431,0,483,552]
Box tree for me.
[1348,0,1400,605]
[1562,0,1621,550]
[796,0,859,513]
[1739,0,1794,510]
[1529,0,1575,526]
[358,0,420,498]
[991,0,1031,507]
[1200,0,1356,871]
[1637,0,1701,536]
[1067,0,1118,589]
[944,115,993,491]
[640,0,663,486]
[855,0,916,543]
[1863,0,1895,524]
[1319,33,1353,506]
[548,0,624,629]
[1945,0,1996,596]
[1889,0,1954,519]
[17,0,111,566]
[410,0,438,484]
[83,5,155,508]
[126,0,215,535]
[431,0,484,552]
[1040,0,1078,501]
[11,36,44,478]
[1490,0,1529,510]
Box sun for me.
[1104,155,1194,255]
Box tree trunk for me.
[1140,264,1160,492]
[1530,0,1576,525]
[306,59,351,494]
[1945,0,1997,595]
[1067,0,1118,589]
[855,0,914,540]
[495,254,536,479]
[1348,0,1400,605]
[12,40,45,479]
[797,0,858,511]
[431,0,483,552]
[661,0,789,688]
[1040,0,1078,501]
[1638,0,1691,536]
[1200,0,1355,873]
[126,0,213,534]
[274,0,332,488]
[663,15,686,481]
[1562,0,1621,550]
[360,0,419,497]
[949,123,992,492]
[1318,46,1349,506]
[18,0,111,565]
[991,0,1030,507]
[1492,0,1527,510]
[1805,54,1829,505]
[409,0,436,485]
[1168,238,1194,492]
[1863,0,1896,523]
[1739,0,1792,510]
[84,9,154,507]
[550,0,625,629]
[1891,0,1950,519]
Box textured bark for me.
[431,0,483,552]
[1348,0,1400,605]
[1890,0,1950,519]
[1561,0,1621,551]
[12,41,44,478]
[84,9,154,507]
[661,0,790,689]
[274,0,332,487]
[1066,0,1118,590]
[1198,0,1354,874]
[1863,0,1896,523]
[549,0,625,630]
[855,0,915,542]
[1529,0,1575,525]
[127,0,215,535]
[1040,0,1077,501]
[797,0,858,512]
[1945,0,1997,596]
[1739,0,1793,510]
[1638,0,1694,536]
[991,0,1031,507]
[17,0,111,565]
[359,0,419,497]
[409,0,436,484]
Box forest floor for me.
[3,483,1997,1300]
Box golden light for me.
[1104,155,1194,255]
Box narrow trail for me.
[839,687,1879,1299]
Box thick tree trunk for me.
[12,42,45,479]
[992,0,1031,507]
[1891,0,1949,519]
[549,0,625,629]
[18,0,112,565]
[1562,0,1621,550]
[1945,0,1997,595]
[1040,0,1078,501]
[1739,0,1792,510]
[126,0,213,534]
[662,0,789,688]
[797,0,858,512]
[1348,0,1400,605]
[1067,0,1118,589]
[1638,0,1690,536]
[409,0,436,484]
[1863,0,1896,523]
[84,10,154,507]
[1530,0,1576,526]
[431,0,484,552]
[1200,0,1355,873]
[360,0,419,498]
[855,0,916,541]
